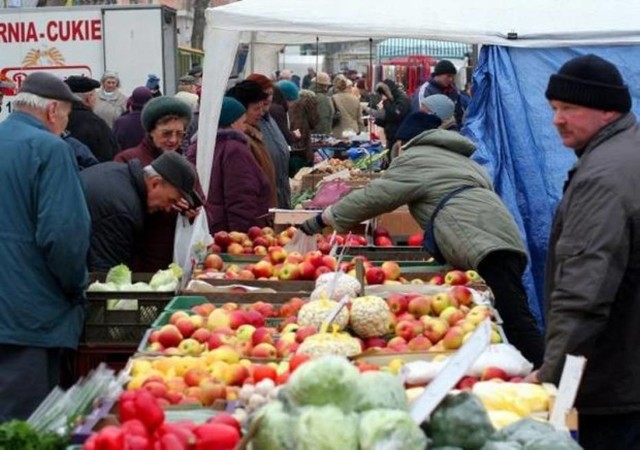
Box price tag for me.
[410,319,491,424]
[549,355,586,430]
[321,295,351,332]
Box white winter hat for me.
[420,94,455,121]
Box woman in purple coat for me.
[189,97,272,233]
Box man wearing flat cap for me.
[0,72,91,421]
[526,54,640,449]
[81,151,201,271]
[65,75,120,162]
[114,96,201,272]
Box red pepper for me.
[133,390,165,433]
[119,395,138,423]
[125,435,153,450]
[157,423,196,448]
[194,423,240,450]
[159,433,187,450]
[82,433,98,450]
[207,413,241,434]
[122,419,150,438]
[94,425,125,450]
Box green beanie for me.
[141,96,193,132]
[276,80,300,101]
[219,96,246,128]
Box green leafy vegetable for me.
[297,406,358,450]
[0,421,65,450]
[105,264,132,286]
[358,409,427,450]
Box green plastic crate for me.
[151,310,174,327]
[164,296,210,312]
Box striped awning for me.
[378,38,472,60]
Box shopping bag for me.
[173,210,213,286]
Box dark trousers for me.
[579,412,640,450]
[0,344,61,422]
[477,250,545,367]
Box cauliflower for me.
[297,299,349,331]
[297,332,362,358]
[311,272,361,301]
[349,296,390,338]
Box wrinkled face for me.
[245,102,264,126]
[146,177,183,213]
[103,77,118,92]
[434,74,454,88]
[150,117,187,151]
[230,113,247,132]
[46,100,72,136]
[550,100,617,150]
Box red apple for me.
[363,336,387,349]
[317,241,332,255]
[395,320,417,341]
[431,293,452,315]
[227,243,244,254]
[247,226,263,240]
[381,261,401,281]
[298,261,316,280]
[457,376,479,390]
[245,310,266,328]
[407,233,423,247]
[387,336,408,352]
[407,295,432,318]
[442,326,464,350]
[314,266,332,279]
[373,226,390,238]
[408,335,432,351]
[252,364,278,383]
[268,246,287,264]
[251,343,277,359]
[374,236,393,247]
[252,260,274,278]
[214,231,232,249]
[440,306,465,327]
[279,262,300,280]
[445,270,469,286]
[387,294,409,315]
[295,325,317,343]
[158,324,183,348]
[422,317,449,344]
[251,327,273,346]
[366,267,386,285]
[481,366,510,381]
[169,311,190,326]
[191,328,211,344]
[321,255,337,270]
[176,318,197,338]
[204,253,224,271]
[429,274,445,285]
[449,286,474,307]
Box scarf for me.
[245,124,277,208]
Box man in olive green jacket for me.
[301,129,544,365]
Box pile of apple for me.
[361,287,502,354]
[209,226,293,256]
[145,298,312,359]
[198,250,340,282]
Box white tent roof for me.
[196,0,640,195]
[207,0,640,47]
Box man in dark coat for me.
[65,75,120,161]
[372,79,412,151]
[525,55,640,450]
[113,86,153,151]
[411,59,464,125]
[81,152,200,271]
[0,73,90,421]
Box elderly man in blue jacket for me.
[0,72,91,421]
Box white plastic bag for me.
[467,344,534,377]
[173,211,212,285]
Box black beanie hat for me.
[395,111,442,142]
[545,54,631,112]
[433,60,457,76]
[226,80,268,108]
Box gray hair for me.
[101,71,120,86]
[143,165,161,178]
[12,92,55,111]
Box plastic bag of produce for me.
[468,345,533,378]
[173,210,212,285]
[359,409,427,450]
[306,179,352,209]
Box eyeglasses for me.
[157,129,186,139]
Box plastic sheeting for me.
[463,45,640,328]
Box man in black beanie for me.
[411,59,463,125]
[527,54,640,450]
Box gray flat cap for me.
[19,72,77,103]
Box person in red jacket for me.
[187,97,272,233]
[114,96,200,272]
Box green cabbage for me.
[87,281,118,292]
[522,432,581,449]
[285,356,360,412]
[359,409,427,450]
[297,406,358,450]
[168,263,184,279]
[490,419,555,445]
[149,268,178,290]
[251,401,297,450]
[105,264,132,286]
[355,371,408,412]
[481,442,523,450]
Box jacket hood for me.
[404,129,476,157]
[375,82,393,101]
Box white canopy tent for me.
[196,0,640,191]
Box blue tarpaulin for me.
[463,45,640,329]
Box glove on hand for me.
[299,213,325,236]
